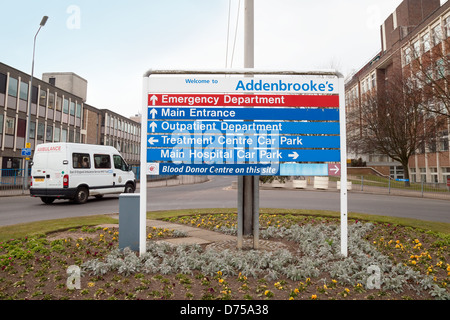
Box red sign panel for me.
[148,94,339,108]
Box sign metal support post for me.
[237,0,259,249]
[338,74,348,257]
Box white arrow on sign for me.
[288,151,299,160]
[149,108,158,119]
[147,137,159,145]
[149,122,157,133]
[330,164,340,175]
[150,95,158,106]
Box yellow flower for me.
[289,296,294,300]
[344,288,350,293]
[217,271,222,276]
[294,288,299,294]
[88,282,95,287]
[311,294,317,300]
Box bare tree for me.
[406,37,450,118]
[348,73,444,186]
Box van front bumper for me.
[30,188,77,199]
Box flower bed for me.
[0,213,448,300]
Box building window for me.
[54,127,60,142]
[371,73,376,88]
[56,95,62,111]
[430,167,438,183]
[17,118,26,138]
[48,93,54,109]
[445,16,450,37]
[63,98,69,114]
[0,73,6,94]
[8,77,18,97]
[31,86,38,104]
[19,81,28,100]
[432,24,442,46]
[5,117,15,135]
[46,125,53,142]
[37,123,45,140]
[413,40,420,58]
[61,128,67,142]
[440,131,449,151]
[69,101,75,116]
[420,168,426,183]
[69,129,74,142]
[404,47,412,65]
[29,121,35,139]
[76,103,82,118]
[422,33,430,52]
[39,89,47,106]
[0,114,3,134]
[410,168,417,183]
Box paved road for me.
[0,175,449,227]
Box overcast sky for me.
[2,0,443,118]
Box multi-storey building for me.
[82,106,140,166]
[0,62,140,176]
[345,0,450,184]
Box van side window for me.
[94,154,111,169]
[73,153,91,169]
[113,155,127,171]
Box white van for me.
[30,143,136,204]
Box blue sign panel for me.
[147,148,340,163]
[148,107,339,121]
[21,148,31,156]
[147,120,340,135]
[147,134,340,149]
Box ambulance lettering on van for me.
[30,143,136,204]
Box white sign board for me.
[139,69,348,257]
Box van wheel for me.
[74,187,89,204]
[124,183,135,193]
[41,197,55,204]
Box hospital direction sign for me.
[141,70,344,177]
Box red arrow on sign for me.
[328,164,341,176]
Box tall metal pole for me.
[24,16,48,192]
[237,0,259,249]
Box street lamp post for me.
[24,16,48,192]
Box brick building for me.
[345,0,450,184]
